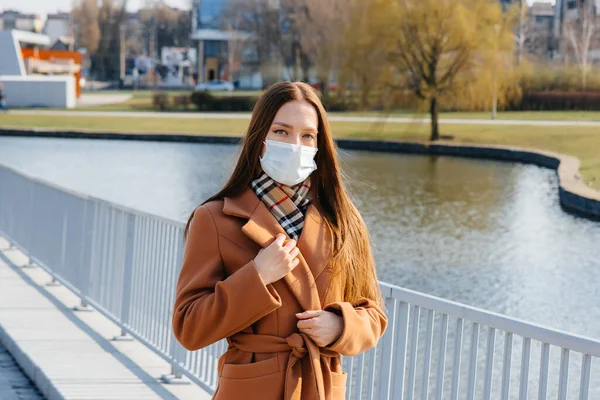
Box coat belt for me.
[230,332,337,400]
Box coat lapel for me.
[296,204,332,281]
[223,188,322,311]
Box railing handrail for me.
[382,283,600,357]
[0,161,186,228]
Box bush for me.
[321,95,351,112]
[520,64,600,93]
[213,96,256,111]
[190,91,256,112]
[190,91,216,111]
[509,91,600,111]
[172,94,192,110]
[152,92,169,111]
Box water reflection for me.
[0,136,598,339]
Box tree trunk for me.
[430,96,440,141]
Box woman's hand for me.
[296,310,344,347]
[254,233,300,285]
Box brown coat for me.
[172,187,388,400]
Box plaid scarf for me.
[250,173,311,241]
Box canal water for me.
[0,136,598,341]
[2,136,599,397]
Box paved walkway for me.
[0,236,212,400]
[7,109,600,126]
[1,341,45,400]
[76,94,133,107]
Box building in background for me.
[0,10,43,33]
[43,13,73,47]
[190,0,253,87]
[191,0,230,83]
[526,2,555,60]
[0,30,79,108]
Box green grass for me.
[1,113,599,190]
[334,110,600,121]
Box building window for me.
[204,40,221,57]
[567,0,578,9]
[198,0,228,29]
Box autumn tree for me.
[381,0,517,141]
[332,0,390,108]
[564,1,600,91]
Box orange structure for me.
[20,49,83,97]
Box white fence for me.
[0,162,598,399]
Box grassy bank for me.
[76,91,600,121]
[0,113,598,190]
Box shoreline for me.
[0,127,598,220]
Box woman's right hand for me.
[254,234,300,285]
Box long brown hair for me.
[184,82,383,307]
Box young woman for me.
[172,82,388,400]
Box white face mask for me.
[259,139,318,186]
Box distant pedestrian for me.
[172,82,388,400]
[0,83,6,112]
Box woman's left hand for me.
[296,310,344,347]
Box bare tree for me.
[72,0,128,80]
[290,0,346,96]
[516,0,526,65]
[225,0,311,86]
[141,1,191,52]
[564,1,600,90]
[72,0,101,53]
[224,0,281,86]
[95,0,128,80]
[224,21,248,84]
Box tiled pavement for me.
[0,235,212,400]
[0,342,45,400]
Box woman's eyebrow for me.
[272,121,318,132]
[272,121,293,128]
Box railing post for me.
[112,213,136,341]
[46,211,66,287]
[46,275,61,287]
[74,200,96,312]
[21,252,36,268]
[391,301,410,400]
[377,296,397,400]
[161,334,190,385]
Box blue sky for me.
[4,0,552,17]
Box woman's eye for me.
[303,134,315,140]
[274,129,286,135]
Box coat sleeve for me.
[322,298,388,357]
[172,205,282,351]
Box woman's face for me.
[262,100,319,156]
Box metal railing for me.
[0,161,598,399]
